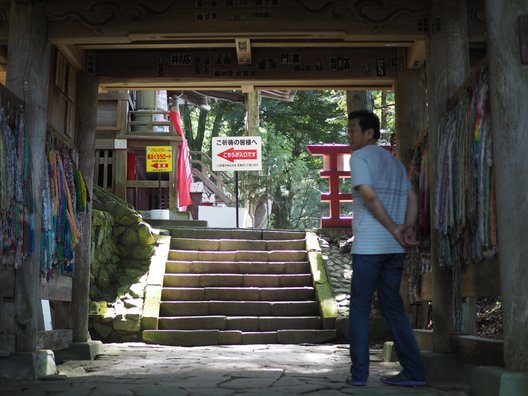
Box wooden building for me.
[0,1,527,393]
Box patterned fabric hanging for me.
[0,107,34,269]
[74,168,89,212]
[408,145,429,240]
[405,141,432,302]
[433,68,497,267]
[40,143,89,280]
[40,157,54,277]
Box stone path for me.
[0,343,467,396]
[0,234,470,395]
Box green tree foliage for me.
[180,99,245,154]
[371,90,396,145]
[183,90,404,229]
[256,90,348,228]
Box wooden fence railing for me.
[190,150,235,206]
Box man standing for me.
[346,110,426,387]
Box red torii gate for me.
[306,144,352,228]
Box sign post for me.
[146,146,173,208]
[212,137,262,227]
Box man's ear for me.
[365,128,375,139]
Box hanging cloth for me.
[0,106,34,268]
[433,68,496,267]
[169,110,193,210]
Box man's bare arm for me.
[356,184,403,244]
[356,184,418,247]
[403,188,419,246]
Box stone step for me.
[159,301,319,317]
[165,260,310,274]
[144,218,208,228]
[170,227,306,241]
[170,238,306,251]
[163,273,313,288]
[141,210,192,221]
[168,250,308,262]
[158,316,323,331]
[142,329,337,346]
[167,220,208,228]
[162,286,316,301]
[142,226,335,346]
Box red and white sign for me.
[212,136,262,171]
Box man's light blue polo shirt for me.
[349,144,410,254]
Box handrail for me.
[191,168,233,205]
[189,150,235,205]
[190,150,235,186]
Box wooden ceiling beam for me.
[94,45,398,91]
[56,44,85,72]
[97,77,394,92]
[44,0,432,46]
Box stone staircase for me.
[140,210,208,229]
[142,227,337,346]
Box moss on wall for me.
[89,185,159,342]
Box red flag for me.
[169,110,193,210]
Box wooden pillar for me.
[5,0,50,352]
[426,0,469,352]
[394,67,426,168]
[485,0,528,371]
[72,63,98,342]
[114,149,128,201]
[113,95,129,201]
[394,66,427,326]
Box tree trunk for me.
[380,91,388,131]
[181,103,194,148]
[346,91,373,112]
[271,186,290,229]
[208,101,227,158]
[192,108,207,153]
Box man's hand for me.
[402,224,419,247]
[390,224,419,248]
[357,184,420,248]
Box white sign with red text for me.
[212,136,262,171]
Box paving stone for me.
[0,343,468,396]
[0,235,467,395]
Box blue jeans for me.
[349,253,426,381]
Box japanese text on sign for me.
[147,153,172,160]
[212,136,262,171]
[146,146,173,172]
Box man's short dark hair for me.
[348,110,381,140]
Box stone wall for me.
[88,185,159,342]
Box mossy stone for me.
[96,269,110,289]
[93,322,113,339]
[119,228,139,246]
[137,223,155,245]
